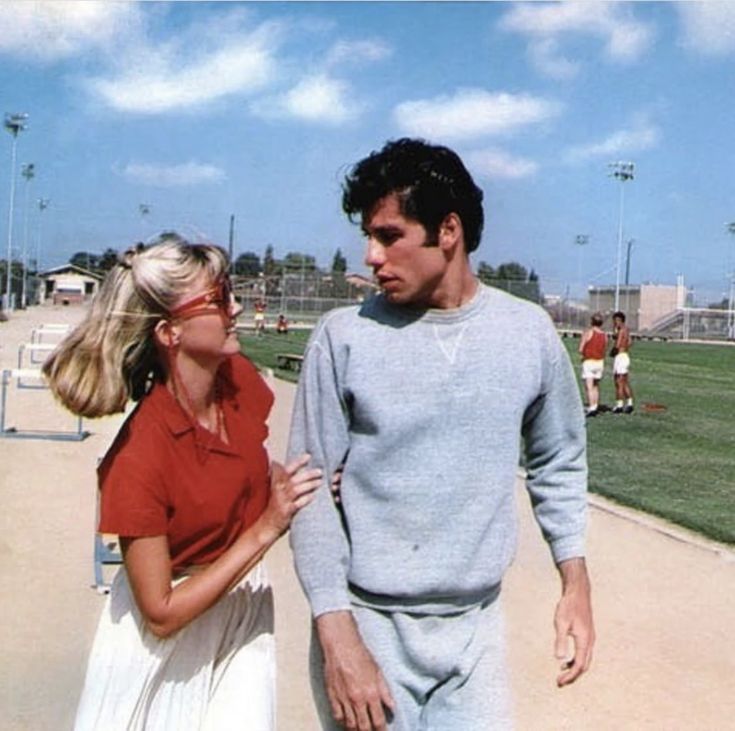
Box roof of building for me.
[39,264,103,280]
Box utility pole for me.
[727,223,735,340]
[3,112,28,311]
[228,214,235,271]
[608,161,635,312]
[574,234,588,302]
[20,162,35,308]
[34,198,50,305]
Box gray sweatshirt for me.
[288,284,587,617]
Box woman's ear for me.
[154,319,180,349]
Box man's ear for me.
[438,212,463,252]
[154,319,180,349]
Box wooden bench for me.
[276,353,304,373]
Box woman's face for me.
[171,270,243,364]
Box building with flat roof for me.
[587,277,688,332]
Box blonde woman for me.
[44,235,321,730]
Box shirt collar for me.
[146,360,238,441]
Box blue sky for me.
[1,1,734,303]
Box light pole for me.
[574,234,588,300]
[624,238,635,317]
[35,198,50,303]
[608,161,635,312]
[3,112,28,311]
[20,162,35,308]
[727,223,735,340]
[139,203,151,239]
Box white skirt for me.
[75,563,275,731]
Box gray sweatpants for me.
[310,598,513,730]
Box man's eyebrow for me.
[363,224,402,235]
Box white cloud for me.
[565,118,660,163]
[121,161,225,187]
[528,38,580,80]
[252,74,361,125]
[87,24,279,114]
[393,88,562,142]
[466,148,538,180]
[500,3,654,77]
[325,39,392,68]
[677,3,735,56]
[0,1,140,61]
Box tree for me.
[234,251,261,277]
[283,252,317,272]
[475,260,540,303]
[477,261,496,284]
[331,248,348,273]
[263,245,277,276]
[70,252,100,271]
[495,262,528,281]
[98,248,119,273]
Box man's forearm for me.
[557,557,591,594]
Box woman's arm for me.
[122,454,321,639]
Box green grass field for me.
[240,329,311,383]
[563,338,735,545]
[242,329,735,545]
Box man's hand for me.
[316,611,395,730]
[554,557,595,687]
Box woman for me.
[44,235,321,730]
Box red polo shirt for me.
[98,354,274,571]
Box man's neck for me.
[424,261,478,310]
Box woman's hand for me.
[331,464,344,504]
[260,454,322,539]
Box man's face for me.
[362,193,447,307]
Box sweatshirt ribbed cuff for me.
[308,587,353,619]
[549,535,586,565]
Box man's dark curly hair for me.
[342,138,484,253]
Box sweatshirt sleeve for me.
[521,326,588,564]
[287,323,353,617]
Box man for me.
[288,139,594,730]
[611,311,634,414]
[253,299,266,334]
[578,313,607,417]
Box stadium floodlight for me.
[608,161,635,312]
[20,163,35,308]
[3,112,28,311]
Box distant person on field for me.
[43,235,321,730]
[578,312,607,417]
[276,313,289,335]
[611,310,634,414]
[254,299,267,334]
[288,138,594,730]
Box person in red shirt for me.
[578,312,607,417]
[44,234,321,730]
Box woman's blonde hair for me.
[43,233,229,417]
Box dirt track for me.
[1,304,734,730]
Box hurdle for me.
[94,533,122,593]
[17,343,57,388]
[30,323,70,346]
[0,368,89,441]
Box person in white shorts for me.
[611,311,634,414]
[578,313,607,417]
